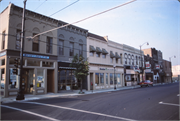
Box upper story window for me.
[32,33,40,52]
[120,54,122,64]
[102,54,106,58]
[128,54,131,65]
[110,58,113,63]
[2,31,5,50]
[124,53,127,64]
[16,29,21,49]
[46,37,53,54]
[59,39,64,55]
[96,53,100,57]
[79,44,83,57]
[132,55,134,65]
[69,42,74,56]
[90,52,94,56]
[136,56,138,65]
[116,58,118,64]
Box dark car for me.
[139,80,153,87]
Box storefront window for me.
[95,73,99,86]
[9,68,18,89]
[37,69,44,88]
[106,73,108,84]
[1,69,5,89]
[27,60,40,66]
[117,74,121,85]
[1,59,5,65]
[9,58,25,66]
[59,70,66,90]
[110,73,113,85]
[100,73,104,85]
[42,61,54,67]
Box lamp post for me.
[16,0,27,100]
[140,42,149,82]
[169,55,176,62]
[114,64,116,90]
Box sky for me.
[0,0,180,66]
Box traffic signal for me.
[13,58,19,75]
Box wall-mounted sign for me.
[145,69,151,73]
[145,61,151,69]
[99,68,115,71]
[156,64,160,69]
[0,52,6,57]
[23,54,49,59]
[134,66,140,73]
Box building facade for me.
[143,48,164,83]
[123,44,144,86]
[0,4,58,97]
[172,65,180,81]
[87,33,124,91]
[163,59,172,83]
[57,21,88,91]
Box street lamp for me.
[140,42,149,82]
[114,64,116,90]
[169,55,176,62]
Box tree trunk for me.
[81,79,82,92]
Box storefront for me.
[87,64,124,91]
[58,61,78,91]
[145,69,153,82]
[0,50,58,97]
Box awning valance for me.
[59,67,76,70]
[115,52,121,58]
[110,51,115,58]
[102,48,108,54]
[96,47,102,53]
[89,45,96,52]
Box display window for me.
[1,69,5,89]
[37,69,44,88]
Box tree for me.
[70,54,89,93]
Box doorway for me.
[22,69,34,94]
[47,70,54,93]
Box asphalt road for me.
[1,82,179,120]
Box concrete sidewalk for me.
[0,83,170,104]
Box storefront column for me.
[122,73,124,86]
[87,74,90,91]
[108,73,110,88]
[44,69,47,94]
[4,56,9,97]
[103,73,106,89]
[93,72,95,90]
[33,68,37,95]
[54,62,58,93]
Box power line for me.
[27,0,137,40]
[34,0,47,11]
[49,0,80,17]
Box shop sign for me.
[37,76,43,81]
[0,51,6,57]
[134,66,140,73]
[145,61,151,68]
[66,86,71,90]
[23,54,49,59]
[2,74,5,80]
[154,73,159,80]
[99,68,115,71]
[126,69,135,74]
[156,64,160,69]
[145,69,151,73]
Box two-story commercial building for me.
[0,4,59,97]
[87,33,124,91]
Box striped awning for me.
[59,67,76,70]
[102,48,108,54]
[89,45,96,52]
[96,47,102,53]
[115,52,121,58]
[110,51,115,58]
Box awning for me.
[102,48,108,54]
[96,47,102,53]
[110,51,115,58]
[115,52,121,58]
[59,67,76,70]
[89,45,96,52]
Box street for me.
[1,83,179,120]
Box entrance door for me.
[47,70,54,93]
[90,73,93,90]
[22,69,33,94]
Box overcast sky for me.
[0,0,179,66]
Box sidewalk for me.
[0,83,171,104]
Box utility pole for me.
[16,0,27,100]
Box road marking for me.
[19,101,137,121]
[1,105,58,121]
[159,102,180,107]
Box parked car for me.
[139,80,153,87]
